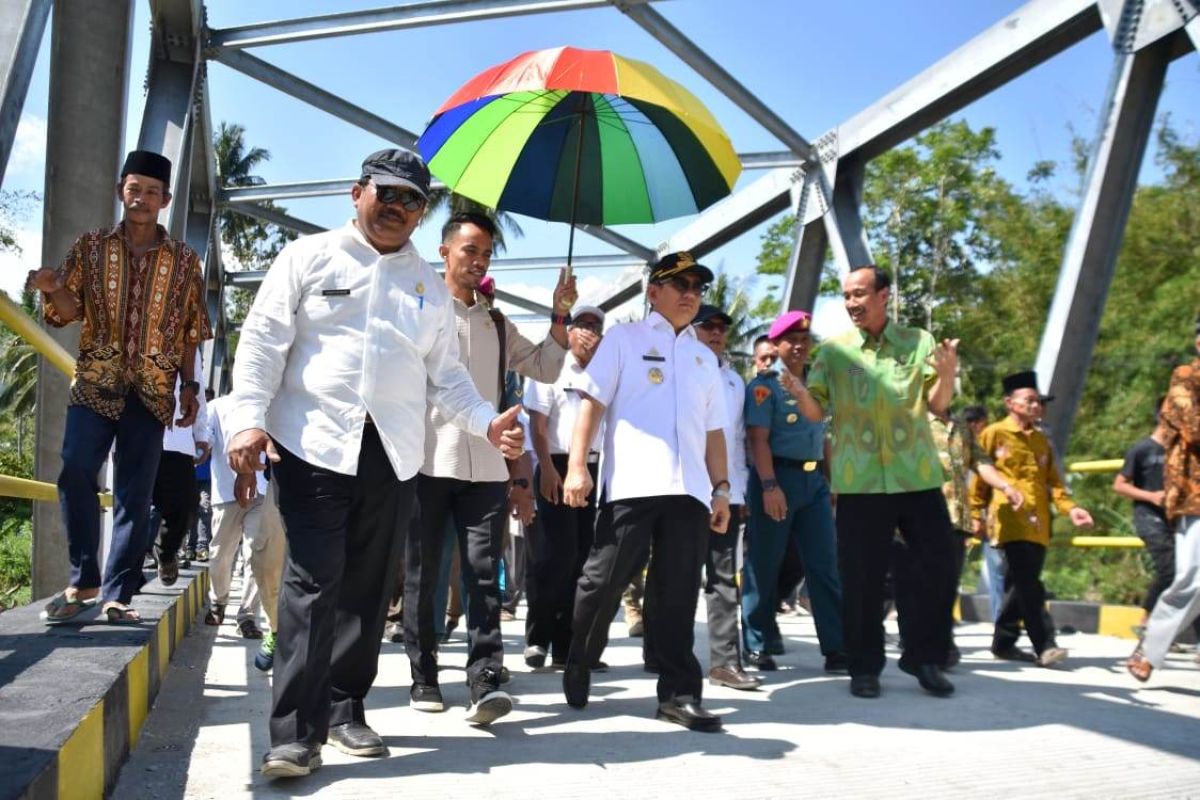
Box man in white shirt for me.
[562,252,731,732]
[225,151,525,779]
[202,391,286,664]
[522,305,605,669]
[402,212,571,726]
[150,368,209,587]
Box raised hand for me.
[552,267,578,312]
[27,267,62,294]
[927,338,960,380]
[488,404,525,459]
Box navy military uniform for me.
[742,370,844,661]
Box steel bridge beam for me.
[1035,38,1172,454]
[207,0,655,49]
[0,0,50,187]
[206,47,420,149]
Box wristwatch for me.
[550,311,572,326]
[181,380,201,395]
[712,480,731,499]
[761,478,780,491]
[512,478,530,489]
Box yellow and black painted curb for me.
[956,592,1156,641]
[2,568,208,800]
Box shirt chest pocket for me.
[302,269,362,326]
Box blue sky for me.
[2,1,1197,333]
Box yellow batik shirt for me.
[43,223,212,427]
[972,416,1075,547]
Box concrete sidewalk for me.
[116,603,1200,799]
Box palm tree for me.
[423,188,523,254]
[214,122,295,268]
[705,270,766,376]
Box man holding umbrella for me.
[561,252,731,732]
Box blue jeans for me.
[57,394,164,604]
[981,541,1006,622]
[742,465,844,655]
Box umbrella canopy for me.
[417,46,741,226]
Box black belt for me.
[774,456,822,472]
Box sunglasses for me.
[658,276,709,295]
[698,321,729,333]
[372,183,425,211]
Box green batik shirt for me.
[806,323,943,495]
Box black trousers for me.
[152,451,200,563]
[893,528,969,658]
[268,425,414,748]
[526,456,597,661]
[404,474,507,687]
[570,495,709,703]
[837,489,957,677]
[992,540,1055,655]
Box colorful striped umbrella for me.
[418,46,741,264]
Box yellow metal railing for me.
[0,474,113,508]
[0,290,75,377]
[1066,459,1124,474]
[1063,457,1143,548]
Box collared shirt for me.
[930,414,972,530]
[578,311,725,509]
[1163,358,1200,521]
[204,395,265,506]
[973,416,1075,547]
[43,222,212,427]
[718,363,750,505]
[422,294,565,482]
[745,370,826,464]
[162,374,209,456]
[523,356,604,457]
[806,323,942,495]
[228,221,496,480]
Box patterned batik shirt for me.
[806,323,943,495]
[1162,358,1200,521]
[42,223,212,427]
[930,413,971,530]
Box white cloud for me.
[7,114,47,181]
[813,295,853,340]
[0,224,43,300]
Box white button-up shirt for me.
[578,311,726,508]
[162,373,208,456]
[203,395,265,506]
[422,295,564,482]
[524,356,603,457]
[228,222,496,480]
[719,363,750,506]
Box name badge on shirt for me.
[847,366,864,375]
[322,288,351,297]
[642,354,666,362]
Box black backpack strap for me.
[488,306,508,412]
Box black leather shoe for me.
[261,742,322,779]
[709,665,761,690]
[991,646,1037,663]
[745,651,778,671]
[327,722,386,757]
[850,675,881,698]
[899,660,955,697]
[656,699,722,732]
[563,663,590,709]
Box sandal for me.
[1126,652,1153,683]
[204,605,225,626]
[238,618,263,639]
[103,602,143,625]
[157,559,179,587]
[40,589,98,626]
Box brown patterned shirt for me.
[43,223,212,427]
[1162,358,1200,521]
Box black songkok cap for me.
[120,150,172,186]
[1001,370,1039,396]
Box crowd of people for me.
[27,147,1200,783]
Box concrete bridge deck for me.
[113,601,1200,799]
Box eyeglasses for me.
[698,321,729,334]
[571,320,603,333]
[658,276,709,296]
[371,183,425,211]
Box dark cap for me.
[649,251,714,284]
[361,149,431,199]
[1002,370,1039,396]
[121,150,171,186]
[693,304,732,326]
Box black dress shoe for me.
[656,699,722,732]
[563,663,590,708]
[991,646,1037,663]
[261,742,322,779]
[898,660,955,697]
[850,675,881,698]
[745,651,778,671]
[327,722,386,757]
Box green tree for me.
[423,189,523,254]
[703,270,766,376]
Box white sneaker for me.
[1037,647,1068,667]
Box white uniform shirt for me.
[524,356,604,457]
[719,363,750,506]
[227,222,495,480]
[162,373,208,456]
[578,311,726,509]
[204,395,266,505]
[422,295,564,482]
